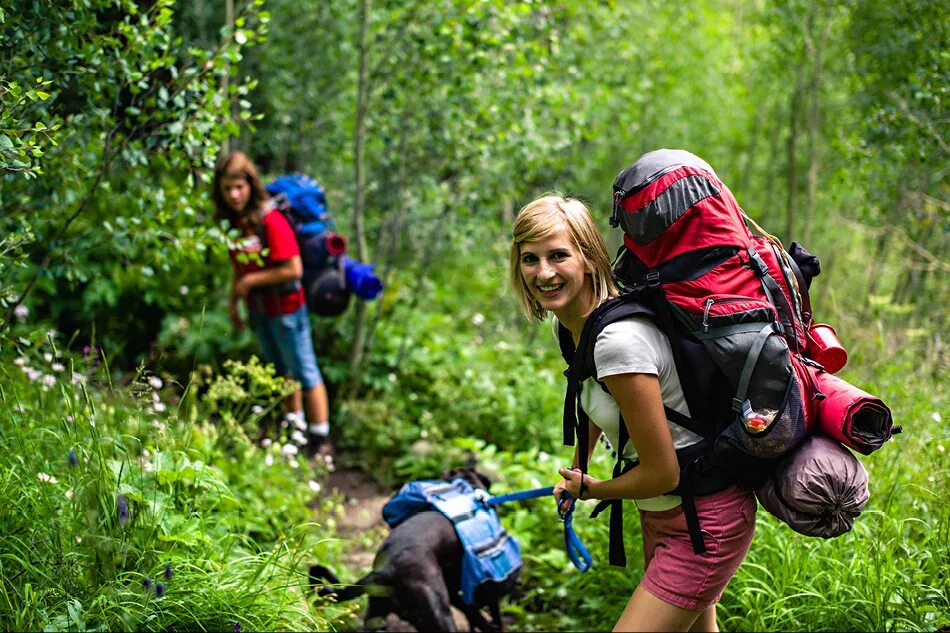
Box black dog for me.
[310,468,518,632]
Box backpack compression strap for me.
[563,293,733,560]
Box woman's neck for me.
[556,285,600,346]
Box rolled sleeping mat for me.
[755,433,869,538]
[812,368,898,455]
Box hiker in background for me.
[212,150,333,457]
[508,194,754,632]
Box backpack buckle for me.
[610,191,624,228]
[646,271,661,287]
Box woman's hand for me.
[556,467,599,501]
[233,275,252,299]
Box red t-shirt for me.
[229,209,305,316]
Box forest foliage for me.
[0,1,947,631]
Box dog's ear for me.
[472,470,492,491]
[440,468,462,481]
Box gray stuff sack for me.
[754,433,870,538]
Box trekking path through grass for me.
[316,466,475,631]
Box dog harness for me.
[382,477,523,605]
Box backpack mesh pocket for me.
[691,294,808,462]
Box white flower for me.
[147,376,163,390]
[152,402,166,413]
[65,416,73,423]
[308,480,321,493]
[37,472,58,484]
[538,451,550,462]
[152,420,166,431]
[260,438,272,448]
[13,304,29,322]
[289,458,300,469]
[71,372,85,385]
[932,412,942,424]
[291,430,308,446]
[281,443,298,458]
[179,285,189,296]
[13,357,27,366]
[251,405,264,414]
[65,489,73,500]
[51,363,65,372]
[42,374,56,388]
[43,352,53,362]
[265,453,274,467]
[471,312,485,326]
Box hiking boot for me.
[309,434,335,470]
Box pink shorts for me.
[638,485,756,611]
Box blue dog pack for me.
[382,477,522,605]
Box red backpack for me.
[561,149,898,565]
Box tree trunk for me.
[784,8,813,242]
[802,7,832,247]
[221,0,234,154]
[344,0,371,397]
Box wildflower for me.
[281,443,298,458]
[117,494,130,527]
[308,480,321,493]
[179,285,189,296]
[155,582,165,597]
[37,472,58,484]
[251,405,263,414]
[152,402,166,413]
[51,362,65,372]
[265,453,274,467]
[291,430,308,446]
[13,304,29,322]
[164,564,174,580]
[234,623,242,633]
[260,438,272,448]
[471,312,485,326]
[68,448,78,467]
[65,489,73,500]
[13,357,27,366]
[144,577,153,590]
[147,376,163,390]
[43,352,53,362]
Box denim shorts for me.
[249,306,323,390]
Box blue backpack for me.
[382,478,523,605]
[265,174,384,316]
[264,174,351,316]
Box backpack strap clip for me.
[646,270,661,287]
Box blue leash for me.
[484,486,592,573]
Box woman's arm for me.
[558,372,680,500]
[232,255,303,299]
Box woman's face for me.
[519,228,591,320]
[220,174,251,213]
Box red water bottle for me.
[806,323,848,373]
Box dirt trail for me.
[321,465,474,632]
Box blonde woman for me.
[509,194,754,632]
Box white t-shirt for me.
[564,315,703,511]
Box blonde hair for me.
[509,194,617,323]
